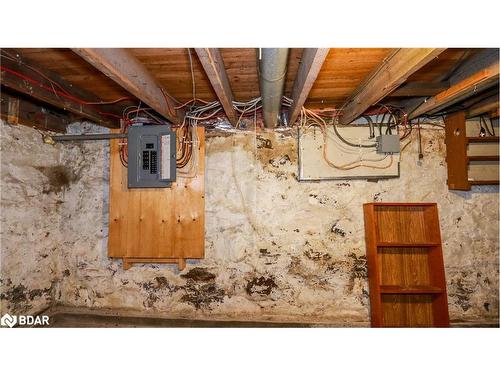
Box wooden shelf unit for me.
[445,111,499,190]
[363,203,450,327]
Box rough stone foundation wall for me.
[1,121,67,315]
[1,120,498,326]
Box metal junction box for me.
[376,134,400,154]
[127,124,176,188]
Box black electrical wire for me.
[489,117,496,136]
[363,115,375,138]
[379,112,386,136]
[417,118,423,159]
[385,112,397,135]
[480,116,495,136]
[332,121,377,148]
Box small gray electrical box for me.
[127,124,176,188]
[376,134,400,154]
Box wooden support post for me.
[72,48,181,124]
[178,258,186,271]
[444,111,469,190]
[7,95,19,124]
[339,48,445,124]
[195,48,238,126]
[123,259,131,270]
[287,48,329,126]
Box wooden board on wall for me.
[108,127,205,267]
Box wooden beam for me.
[72,48,181,124]
[466,95,499,118]
[1,90,70,133]
[408,60,499,119]
[388,81,450,97]
[287,48,329,126]
[195,48,238,126]
[459,87,499,109]
[449,49,499,86]
[0,49,120,127]
[339,48,445,124]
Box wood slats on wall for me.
[108,128,205,266]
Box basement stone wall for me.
[0,121,68,315]
[1,120,498,326]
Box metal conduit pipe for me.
[258,48,289,128]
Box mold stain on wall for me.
[1,120,499,326]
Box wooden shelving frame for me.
[445,111,499,190]
[363,203,450,327]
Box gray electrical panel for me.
[127,124,176,188]
[376,134,400,154]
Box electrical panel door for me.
[127,124,176,188]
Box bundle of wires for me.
[298,105,394,170]
[233,97,262,128]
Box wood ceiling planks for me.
[9,48,490,121]
[220,48,260,101]
[405,48,473,83]
[130,48,216,103]
[305,48,393,107]
[14,48,132,102]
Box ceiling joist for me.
[0,90,70,133]
[339,48,445,124]
[408,60,499,119]
[72,48,181,124]
[466,94,499,118]
[388,81,450,97]
[195,48,238,126]
[0,49,120,127]
[287,48,329,126]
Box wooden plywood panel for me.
[382,294,434,327]
[172,139,205,259]
[108,127,205,264]
[378,248,431,286]
[375,206,435,244]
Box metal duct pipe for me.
[50,133,127,142]
[258,48,289,128]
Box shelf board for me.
[467,155,499,162]
[377,242,440,248]
[369,202,436,207]
[380,285,444,294]
[467,136,499,143]
[469,179,499,185]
